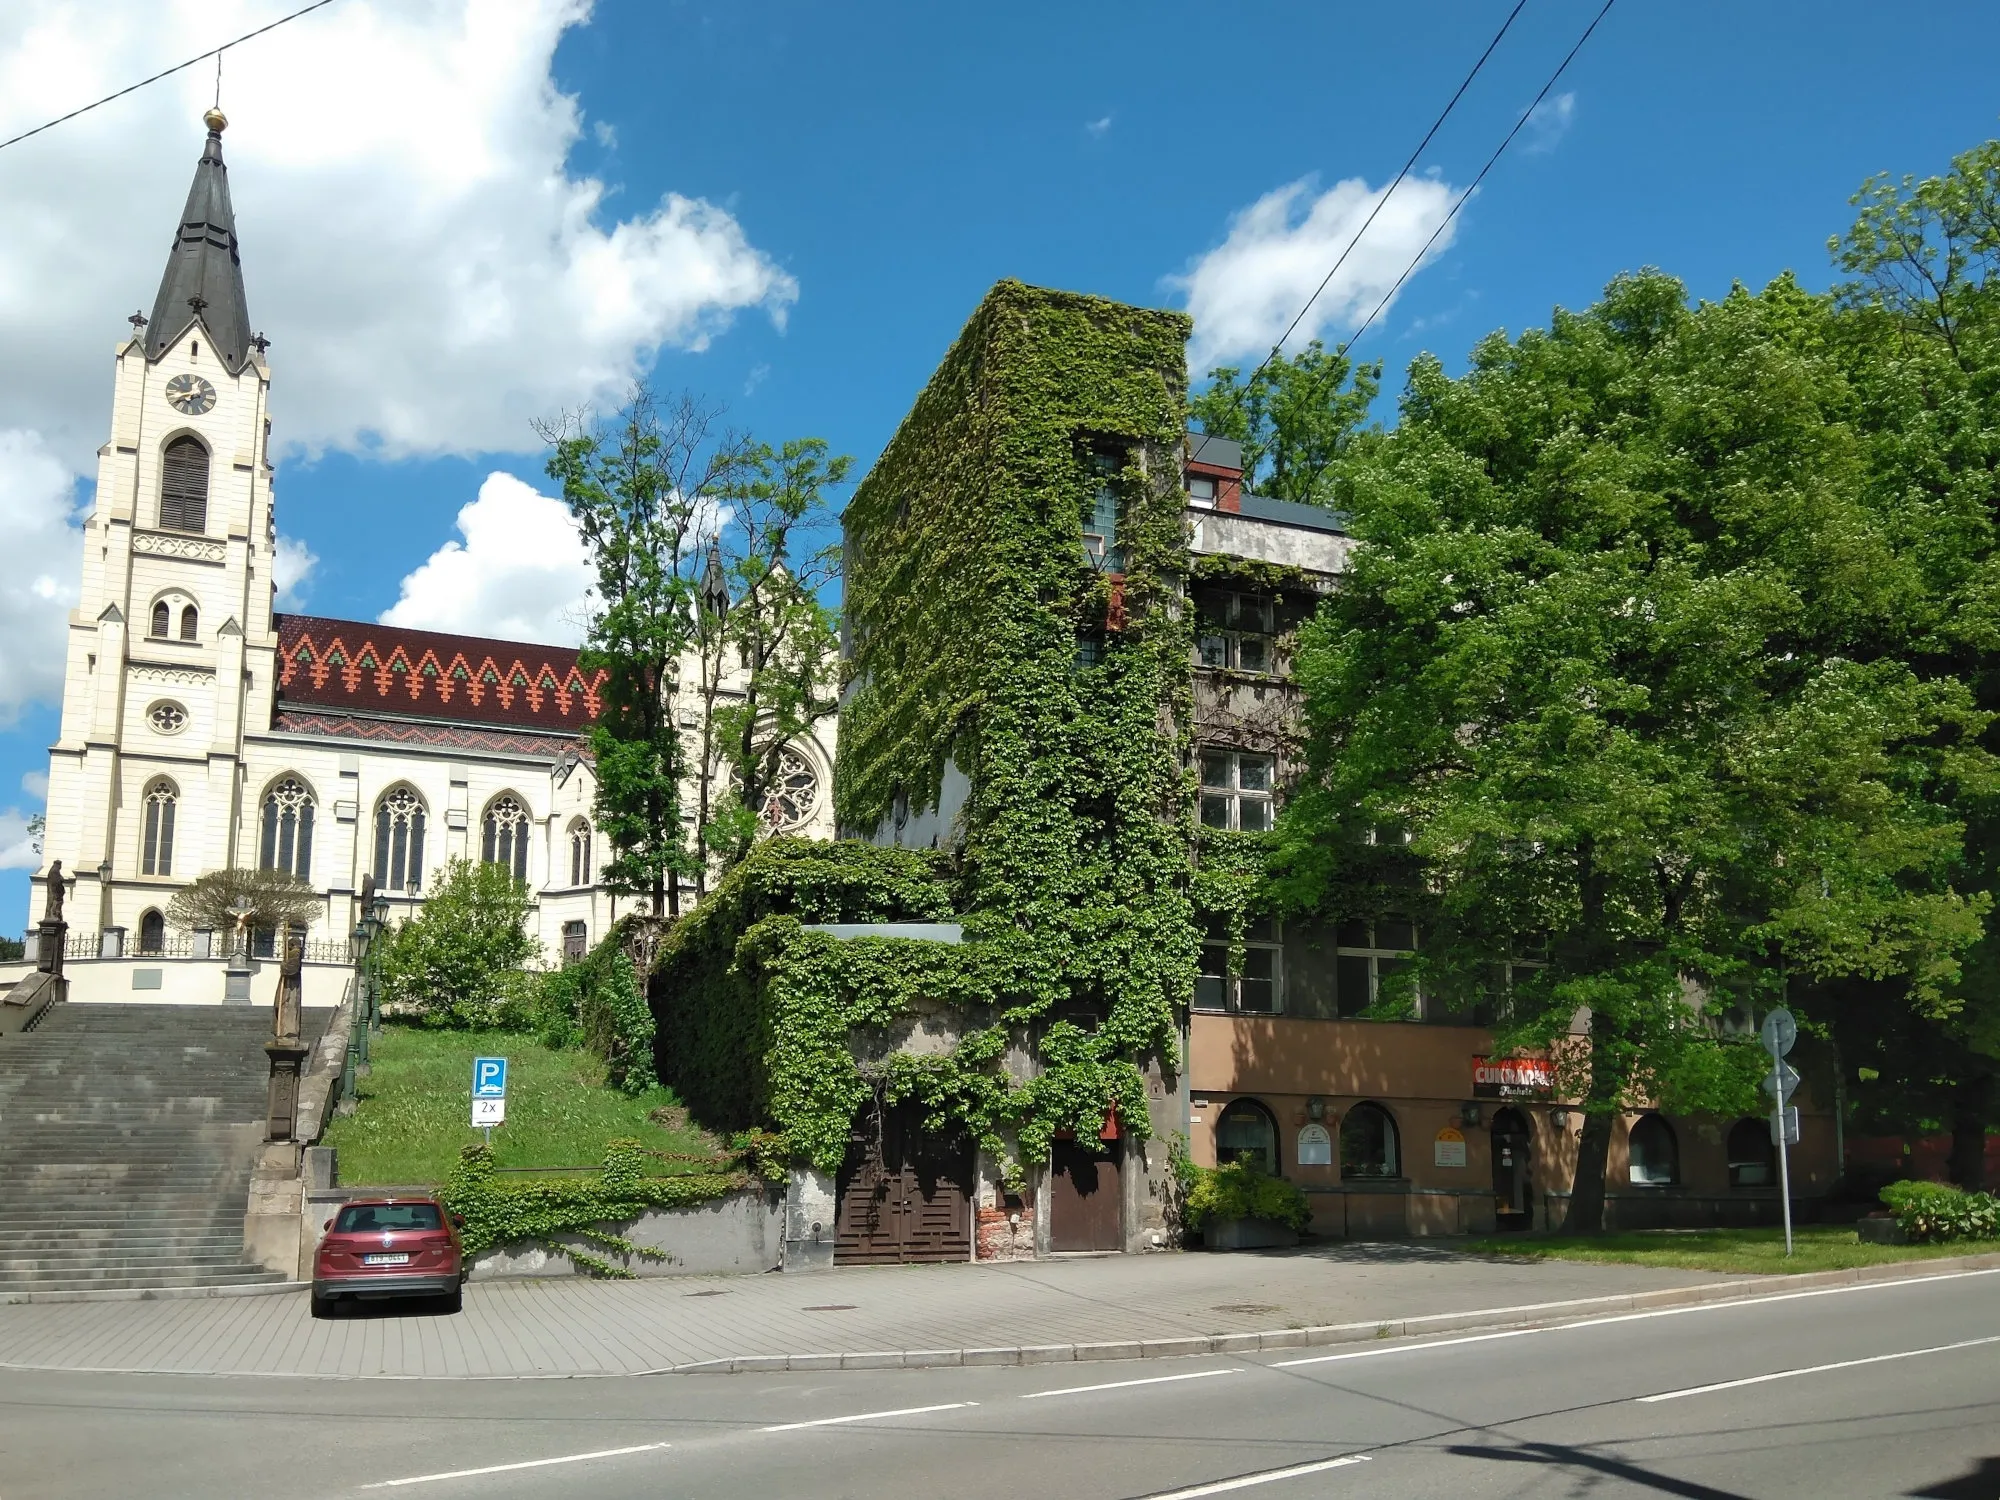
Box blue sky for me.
[5,0,2000,925]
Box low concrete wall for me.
[33,956,349,1008]
[469,1189,786,1279]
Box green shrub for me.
[376,859,538,1028]
[531,926,656,1094]
[1879,1179,2000,1242]
[1181,1160,1312,1233]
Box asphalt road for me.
[2,1268,1996,1499]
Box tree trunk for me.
[1563,1112,1614,1235]
[1946,1073,1993,1192]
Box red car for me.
[312,1196,466,1317]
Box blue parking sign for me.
[472,1056,508,1099]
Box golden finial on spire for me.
[204,108,227,134]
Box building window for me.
[147,701,187,735]
[481,794,530,881]
[1082,450,1124,573]
[141,779,177,876]
[1215,1099,1279,1174]
[758,748,821,832]
[1334,919,1418,1019]
[1628,1114,1679,1186]
[1195,917,1282,1014]
[160,435,209,533]
[373,787,427,894]
[568,818,593,887]
[563,920,588,964]
[138,909,165,956]
[1197,594,1276,674]
[259,776,316,881]
[151,601,171,637]
[1727,1118,1775,1187]
[1340,1102,1400,1180]
[1199,750,1275,832]
[179,604,198,641]
[1188,475,1217,507]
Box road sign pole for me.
[1769,1028,1793,1258]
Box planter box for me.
[1857,1216,1909,1245]
[1202,1216,1299,1251]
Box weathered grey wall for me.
[469,1189,787,1280]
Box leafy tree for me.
[376,858,538,1028]
[540,389,756,916]
[166,866,321,938]
[1276,270,1995,1232]
[1187,339,1379,505]
[698,437,850,871]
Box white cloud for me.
[1086,115,1112,138]
[381,472,594,644]
[0,808,39,872]
[0,431,82,728]
[0,0,797,473]
[1171,174,1461,373]
[21,772,48,803]
[1525,91,1576,154]
[592,119,617,148]
[273,535,318,610]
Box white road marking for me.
[1636,1334,2000,1403]
[1143,1454,1371,1497]
[1273,1267,2000,1368]
[363,1443,669,1488]
[761,1401,977,1432]
[1021,1368,1243,1399]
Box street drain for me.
[802,1304,857,1312]
[1212,1303,1280,1315]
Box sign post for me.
[1760,1008,1798,1258]
[472,1056,508,1147]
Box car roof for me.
[336,1195,443,1207]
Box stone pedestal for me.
[224,955,253,1003]
[781,1167,837,1271]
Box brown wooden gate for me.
[1049,1138,1123,1251]
[834,1103,973,1264]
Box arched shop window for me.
[1215,1099,1279,1175]
[1628,1114,1680,1186]
[1340,1102,1400,1180]
[1726,1117,1775,1188]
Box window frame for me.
[1627,1113,1680,1187]
[1195,917,1284,1015]
[373,786,428,894]
[1214,1098,1280,1175]
[159,434,210,534]
[1339,1101,1402,1181]
[1196,592,1278,675]
[141,779,178,877]
[1332,920,1419,1019]
[259,776,316,882]
[1726,1117,1775,1189]
[567,818,593,888]
[480,793,531,882]
[1199,749,1277,833]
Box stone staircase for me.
[0,1004,311,1297]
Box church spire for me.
[145,109,254,373]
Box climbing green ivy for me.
[440,1139,746,1275]
[654,283,1200,1183]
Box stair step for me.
[0,1270,287,1293]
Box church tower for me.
[36,110,279,943]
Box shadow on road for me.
[1908,1456,2000,1497]
[1444,1440,1752,1499]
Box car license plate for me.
[363,1253,410,1265]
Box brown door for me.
[1491,1107,1532,1230]
[1049,1138,1122,1251]
[834,1104,972,1264]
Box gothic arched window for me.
[568,818,592,887]
[138,909,165,956]
[373,787,427,894]
[160,435,209,534]
[179,604,198,641]
[260,776,316,881]
[482,794,530,882]
[151,601,170,637]
[141,778,178,877]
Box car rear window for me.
[334,1203,443,1233]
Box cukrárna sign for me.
[1473,1055,1556,1099]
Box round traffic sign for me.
[1760,1007,1797,1056]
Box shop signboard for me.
[1473,1055,1556,1099]
[1296,1123,1333,1166]
[1433,1126,1467,1168]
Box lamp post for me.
[368,890,390,1035]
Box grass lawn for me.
[1462,1224,1996,1275]
[321,1024,720,1186]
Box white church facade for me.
[10,113,834,1004]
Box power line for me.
[1293,0,1619,501]
[1188,1,1529,468]
[0,0,342,155]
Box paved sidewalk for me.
[0,1242,1764,1379]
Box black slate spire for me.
[146,110,254,373]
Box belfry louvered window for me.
[160,436,209,533]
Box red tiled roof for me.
[273,615,605,733]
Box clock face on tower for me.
[164,373,216,415]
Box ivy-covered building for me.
[650,278,1839,1264]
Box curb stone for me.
[0,1280,306,1307]
[649,1250,2000,1375]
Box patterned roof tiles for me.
[273,615,605,733]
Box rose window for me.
[148,701,188,735]
[757,749,820,831]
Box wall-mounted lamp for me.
[1306,1096,1326,1121]
[1459,1102,1483,1128]
[1550,1108,1572,1129]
